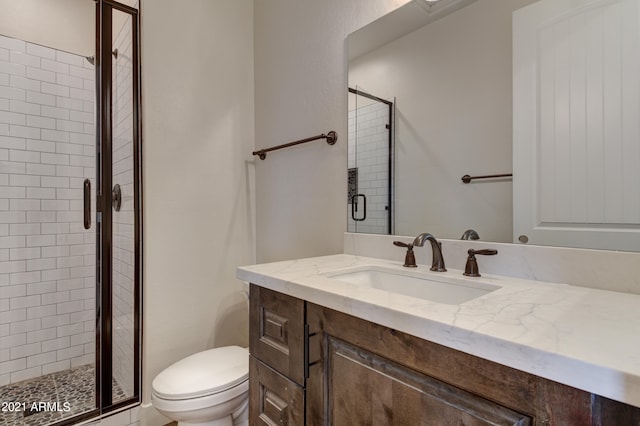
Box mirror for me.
[347,0,640,252]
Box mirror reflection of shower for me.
[347,87,394,235]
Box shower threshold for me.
[0,365,126,426]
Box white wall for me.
[348,0,535,242]
[140,0,254,424]
[0,0,94,57]
[254,0,411,263]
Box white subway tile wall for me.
[347,101,390,234]
[111,14,135,400]
[0,34,96,386]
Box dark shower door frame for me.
[94,0,142,416]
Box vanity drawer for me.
[249,355,304,426]
[249,284,305,385]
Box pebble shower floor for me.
[0,364,124,426]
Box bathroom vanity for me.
[239,253,640,425]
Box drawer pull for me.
[304,325,319,379]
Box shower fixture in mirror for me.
[347,0,640,252]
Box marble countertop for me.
[237,254,640,408]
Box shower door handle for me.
[351,194,366,221]
[83,179,91,229]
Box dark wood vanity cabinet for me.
[249,285,306,425]
[249,285,640,425]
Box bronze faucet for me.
[412,233,446,272]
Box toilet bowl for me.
[152,346,249,426]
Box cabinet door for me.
[250,285,305,385]
[249,355,304,426]
[321,337,530,426]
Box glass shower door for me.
[0,1,140,424]
[109,5,137,405]
[96,0,140,411]
[0,1,100,423]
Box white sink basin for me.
[324,265,500,305]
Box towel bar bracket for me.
[325,130,338,145]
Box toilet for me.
[151,346,249,426]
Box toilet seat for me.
[152,346,249,400]
[152,379,249,414]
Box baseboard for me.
[138,402,170,426]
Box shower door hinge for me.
[96,195,104,213]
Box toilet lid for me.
[152,346,249,400]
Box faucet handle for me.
[393,241,417,268]
[393,241,411,248]
[470,249,497,256]
[463,249,497,277]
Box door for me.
[513,0,640,251]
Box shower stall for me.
[0,1,142,425]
